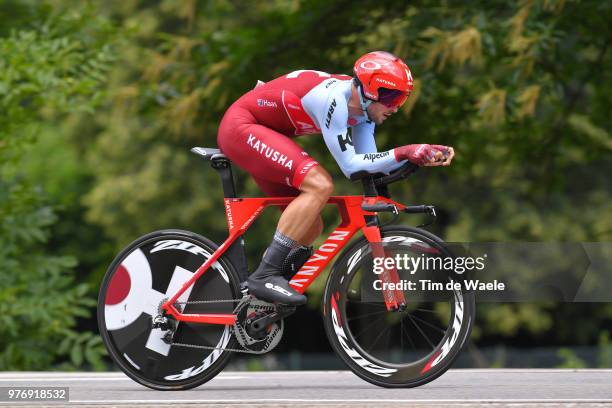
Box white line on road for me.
[58,399,612,404]
[1,369,610,378]
[0,376,244,382]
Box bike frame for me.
[161,194,408,325]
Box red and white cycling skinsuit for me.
[217,70,405,196]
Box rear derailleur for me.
[152,298,178,345]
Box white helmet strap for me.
[356,83,373,121]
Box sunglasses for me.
[377,88,409,108]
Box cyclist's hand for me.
[429,145,454,166]
[395,144,445,166]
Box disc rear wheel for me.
[97,229,241,390]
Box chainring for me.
[232,296,283,354]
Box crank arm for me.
[250,305,296,333]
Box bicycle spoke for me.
[400,319,403,350]
[347,309,388,322]
[406,313,436,349]
[346,299,387,307]
[405,312,447,335]
[351,312,387,340]
[401,319,416,349]
[365,323,392,354]
[322,228,475,385]
[413,307,439,314]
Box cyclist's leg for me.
[276,166,332,244]
[246,167,331,304]
[251,177,320,278]
[218,120,321,305]
[251,177,324,246]
[301,215,324,245]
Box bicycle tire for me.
[97,229,241,390]
[322,226,475,388]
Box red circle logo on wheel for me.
[105,264,132,305]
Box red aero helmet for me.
[353,51,414,108]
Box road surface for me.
[0,369,611,407]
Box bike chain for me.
[167,297,279,355]
[174,299,240,305]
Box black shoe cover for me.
[247,262,307,306]
[281,245,313,280]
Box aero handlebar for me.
[374,162,419,187]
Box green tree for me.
[0,3,115,369]
[41,0,612,362]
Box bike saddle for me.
[191,147,228,161]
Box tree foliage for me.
[0,3,115,370]
[79,1,611,349]
[1,0,611,368]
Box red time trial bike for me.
[98,147,475,389]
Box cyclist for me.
[217,51,454,306]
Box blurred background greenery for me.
[0,0,610,371]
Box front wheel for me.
[323,226,475,388]
[97,229,242,390]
